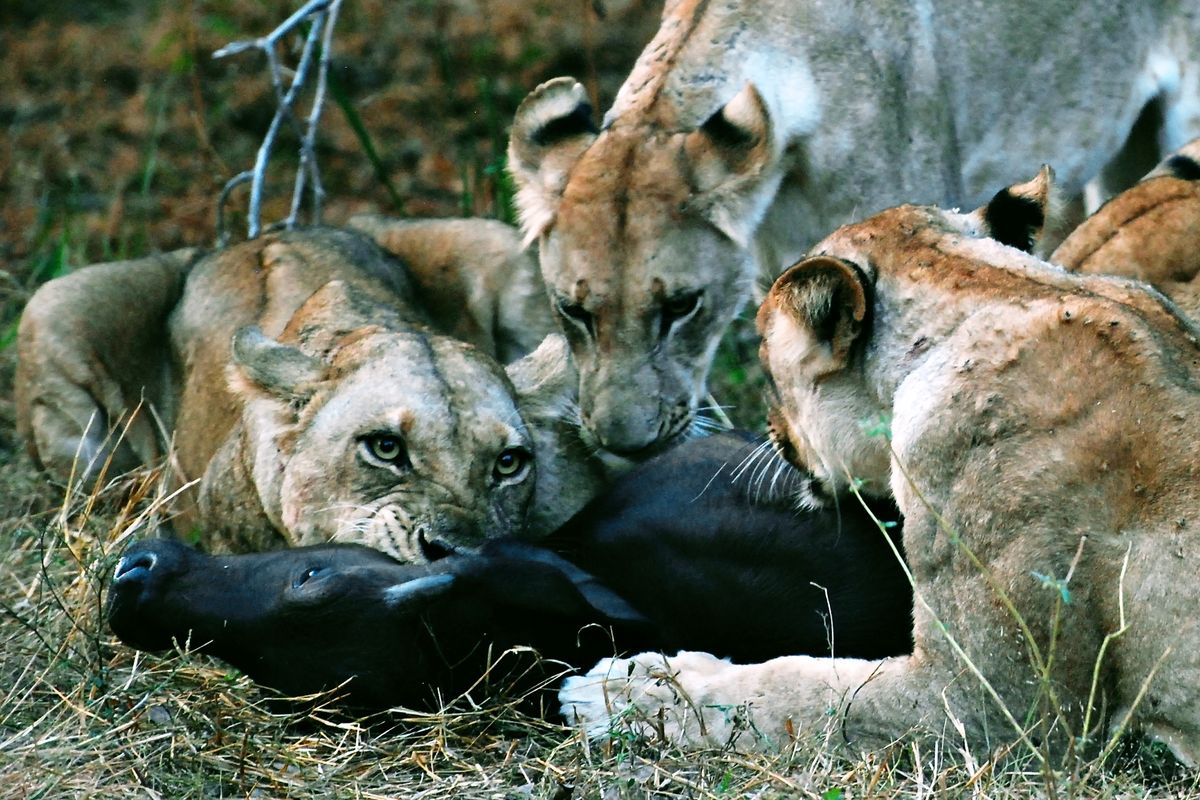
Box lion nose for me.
[430,507,487,552]
[416,529,456,562]
[587,409,665,455]
[586,391,691,455]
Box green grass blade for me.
[327,72,405,213]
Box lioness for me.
[560,172,1200,766]
[1052,137,1200,319]
[17,224,602,557]
[508,0,1200,454]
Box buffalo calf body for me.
[109,431,911,710]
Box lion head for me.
[757,167,1066,495]
[508,77,786,456]
[208,271,608,561]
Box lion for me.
[507,0,1200,456]
[559,169,1200,767]
[16,222,610,557]
[345,215,552,364]
[1051,137,1200,319]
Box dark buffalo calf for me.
[108,537,645,710]
[108,431,911,710]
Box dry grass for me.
[0,392,1196,797]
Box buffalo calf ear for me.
[507,78,598,247]
[757,255,869,378]
[230,326,328,401]
[974,164,1065,256]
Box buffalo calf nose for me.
[113,551,158,585]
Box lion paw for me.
[559,651,744,746]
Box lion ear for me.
[505,333,578,414]
[684,82,781,247]
[757,255,870,377]
[972,165,1065,256]
[230,326,328,401]
[507,78,599,248]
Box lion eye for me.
[556,298,595,338]
[493,447,530,481]
[362,433,410,467]
[663,291,701,321]
[660,291,701,337]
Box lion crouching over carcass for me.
[561,170,1200,766]
[17,222,610,557]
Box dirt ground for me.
[1,3,1197,797]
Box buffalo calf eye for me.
[362,433,410,467]
[493,447,530,481]
[294,566,328,589]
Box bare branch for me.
[216,170,254,247]
[212,0,344,243]
[288,0,343,228]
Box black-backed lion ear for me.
[507,78,599,247]
[973,165,1065,256]
[683,82,780,246]
[230,326,328,401]
[757,256,869,377]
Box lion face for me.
[235,329,536,562]
[539,131,756,454]
[510,78,783,456]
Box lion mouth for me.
[417,531,457,562]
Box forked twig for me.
[213,0,345,244]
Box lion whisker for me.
[731,438,773,482]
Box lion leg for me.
[1084,29,1200,213]
[1086,99,1170,211]
[561,502,1049,754]
[560,645,1008,753]
[16,249,201,485]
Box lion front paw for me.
[560,651,754,747]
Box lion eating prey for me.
[561,171,1200,766]
[508,0,1200,456]
[15,224,609,557]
